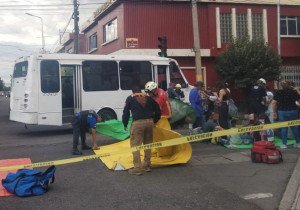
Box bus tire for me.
[97,108,117,121]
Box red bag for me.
[251,141,283,164]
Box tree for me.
[0,78,4,91]
[215,37,282,89]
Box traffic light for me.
[158,36,167,57]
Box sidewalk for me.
[279,156,300,210]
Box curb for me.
[279,156,300,210]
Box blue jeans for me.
[278,110,300,145]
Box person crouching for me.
[72,110,101,155]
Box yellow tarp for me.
[96,118,192,170]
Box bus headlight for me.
[24,99,28,103]
[24,94,29,98]
[24,104,28,109]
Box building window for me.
[89,33,97,51]
[237,13,248,39]
[104,18,117,43]
[252,13,263,39]
[281,66,300,88]
[220,13,232,43]
[281,16,300,36]
[82,61,119,91]
[119,61,152,90]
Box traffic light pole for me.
[191,0,203,82]
[158,36,167,57]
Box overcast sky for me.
[0,0,106,85]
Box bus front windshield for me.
[13,61,28,78]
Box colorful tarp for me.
[225,137,296,149]
[169,99,197,124]
[0,158,32,196]
[96,117,171,141]
[96,119,192,170]
[96,118,132,141]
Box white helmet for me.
[175,84,181,88]
[258,78,266,85]
[145,81,157,91]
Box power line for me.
[50,13,74,52]
[0,2,105,7]
[0,7,100,11]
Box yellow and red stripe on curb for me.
[1,119,300,171]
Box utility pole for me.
[191,0,203,82]
[277,0,281,56]
[73,0,79,54]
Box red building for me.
[55,33,86,54]
[76,0,300,87]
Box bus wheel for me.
[97,109,117,121]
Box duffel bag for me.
[251,141,282,164]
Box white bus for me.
[10,53,192,126]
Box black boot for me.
[72,147,82,155]
[81,144,92,150]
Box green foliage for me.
[0,78,4,91]
[215,37,282,88]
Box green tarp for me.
[96,119,132,141]
[169,99,197,124]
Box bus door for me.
[38,60,62,125]
[154,65,169,91]
[61,65,75,124]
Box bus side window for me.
[82,61,118,91]
[120,61,152,90]
[40,60,60,93]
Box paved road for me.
[0,97,299,210]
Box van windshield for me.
[169,61,185,85]
[13,61,28,78]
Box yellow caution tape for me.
[1,119,300,171]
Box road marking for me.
[242,193,273,200]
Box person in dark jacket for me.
[272,81,300,149]
[72,110,101,155]
[175,83,185,100]
[122,85,161,175]
[248,78,267,123]
[167,82,180,100]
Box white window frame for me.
[217,8,268,43]
[280,16,300,37]
[103,18,118,44]
[88,33,97,52]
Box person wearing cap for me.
[248,78,268,123]
[175,83,185,100]
[122,85,161,175]
[167,82,180,100]
[189,81,206,128]
[145,81,172,118]
[71,110,101,155]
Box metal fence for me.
[281,66,300,88]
